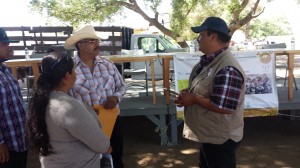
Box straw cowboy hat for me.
[64,25,107,50]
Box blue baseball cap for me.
[191,17,230,37]
[0,28,19,43]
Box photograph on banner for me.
[173,51,279,119]
[235,50,278,116]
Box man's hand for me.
[103,96,119,109]
[0,143,9,163]
[174,92,197,106]
[174,88,190,107]
[179,88,188,94]
[174,95,184,107]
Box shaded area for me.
[25,54,300,167]
[26,110,300,168]
[238,116,300,168]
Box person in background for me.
[174,17,245,168]
[26,53,111,168]
[0,28,28,168]
[64,25,126,168]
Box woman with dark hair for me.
[26,53,111,168]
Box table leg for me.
[170,108,178,145]
[32,63,40,81]
[150,59,156,104]
[159,114,168,145]
[162,58,171,104]
[146,115,168,145]
[10,67,18,79]
[162,59,166,91]
[288,53,294,101]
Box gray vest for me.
[184,49,246,144]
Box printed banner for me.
[173,50,279,118]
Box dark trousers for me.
[199,139,240,168]
[0,150,28,168]
[110,116,124,168]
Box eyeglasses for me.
[79,39,100,44]
[50,54,69,70]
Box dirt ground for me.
[21,54,300,168]
[26,115,300,168]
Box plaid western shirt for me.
[193,48,244,111]
[0,63,27,152]
[69,55,126,107]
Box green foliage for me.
[30,0,124,26]
[249,17,292,38]
[29,0,292,42]
[227,0,241,13]
[170,0,290,41]
[171,0,201,39]
[170,0,229,40]
[144,0,162,13]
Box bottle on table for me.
[25,47,30,60]
[189,41,195,52]
[291,37,295,50]
[133,44,138,55]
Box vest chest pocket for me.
[192,72,213,97]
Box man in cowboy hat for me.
[0,28,28,168]
[65,25,126,168]
[174,17,245,168]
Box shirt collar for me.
[74,54,103,67]
[201,46,229,65]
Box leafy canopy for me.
[29,0,292,41]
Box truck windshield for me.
[159,35,182,49]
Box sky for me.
[261,0,300,35]
[258,0,300,48]
[0,0,46,26]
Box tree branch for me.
[112,0,172,36]
[232,0,249,20]
[229,0,264,36]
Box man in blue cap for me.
[0,28,28,168]
[175,17,245,168]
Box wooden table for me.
[103,54,159,104]
[3,53,184,106]
[5,58,42,81]
[5,55,161,104]
[105,54,176,105]
[5,55,177,145]
[103,54,175,145]
[273,49,300,101]
[157,54,173,104]
[7,50,297,103]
